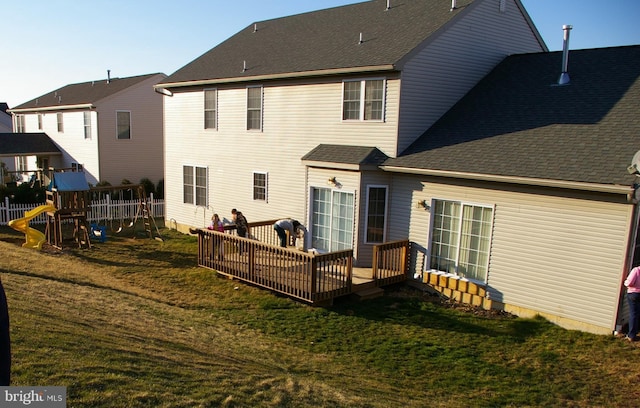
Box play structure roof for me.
[51,172,89,191]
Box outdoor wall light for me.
[417,199,430,210]
[327,177,338,186]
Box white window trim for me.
[252,171,268,202]
[246,85,263,131]
[204,88,217,130]
[57,113,64,133]
[425,198,495,284]
[116,110,132,140]
[83,111,92,140]
[341,78,386,122]
[364,185,388,244]
[183,164,209,207]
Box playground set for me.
[8,171,162,250]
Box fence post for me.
[2,197,8,225]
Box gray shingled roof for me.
[302,144,388,166]
[161,0,477,86]
[0,133,61,156]
[13,73,164,110]
[384,45,640,187]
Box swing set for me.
[89,184,163,242]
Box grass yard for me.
[0,225,638,407]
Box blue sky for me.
[2,0,639,108]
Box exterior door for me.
[310,187,354,252]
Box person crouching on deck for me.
[273,219,301,248]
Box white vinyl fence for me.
[0,194,164,226]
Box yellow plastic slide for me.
[8,204,57,250]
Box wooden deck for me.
[194,220,409,305]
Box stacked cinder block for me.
[422,271,492,309]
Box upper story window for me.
[204,89,217,129]
[253,172,268,201]
[342,79,385,121]
[117,111,131,140]
[15,115,25,133]
[37,114,43,130]
[83,112,91,139]
[57,113,64,133]
[429,199,494,282]
[247,86,262,130]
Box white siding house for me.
[158,0,544,232]
[9,73,166,186]
[157,0,640,335]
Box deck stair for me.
[352,285,384,301]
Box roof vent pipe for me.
[253,23,258,33]
[558,25,572,85]
[242,60,247,72]
[386,0,390,10]
[107,69,111,84]
[358,32,363,44]
[450,0,457,11]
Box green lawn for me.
[0,226,638,407]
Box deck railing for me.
[372,239,410,286]
[196,228,352,304]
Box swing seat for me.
[90,223,107,243]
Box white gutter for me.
[380,165,634,196]
[155,64,396,90]
[8,104,94,113]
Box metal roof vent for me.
[450,0,457,11]
[386,0,391,10]
[107,69,111,84]
[253,23,258,33]
[557,25,573,85]
[358,32,364,45]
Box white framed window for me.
[16,156,27,172]
[247,86,262,130]
[15,115,25,133]
[364,185,388,244]
[253,172,268,201]
[428,199,494,282]
[204,89,217,129]
[37,114,43,130]
[83,111,91,139]
[57,113,64,133]
[116,111,131,140]
[342,79,385,121]
[183,165,208,206]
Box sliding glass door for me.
[311,187,354,252]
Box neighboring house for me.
[157,0,640,334]
[0,103,11,132]
[0,133,62,184]
[8,73,166,186]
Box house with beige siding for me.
[382,45,640,335]
[8,73,166,186]
[158,0,640,334]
